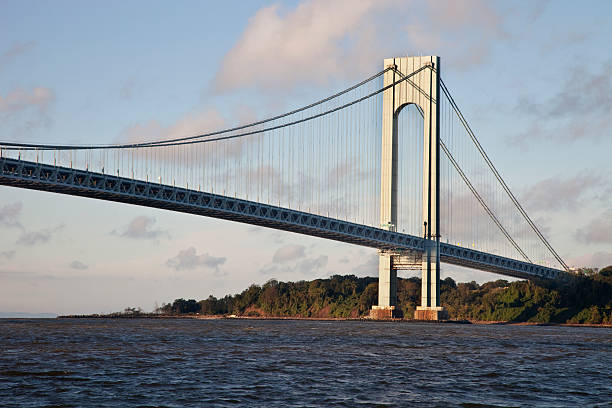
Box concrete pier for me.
[414,306,449,321]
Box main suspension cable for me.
[439,79,569,271]
[0,66,398,151]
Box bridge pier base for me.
[370,306,402,319]
[414,241,448,320]
[414,306,448,321]
[370,254,402,319]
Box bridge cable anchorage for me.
[0,65,434,152]
[439,79,569,271]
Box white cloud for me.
[166,246,226,271]
[113,216,168,240]
[0,83,55,137]
[409,0,506,69]
[119,108,224,144]
[272,244,306,263]
[212,0,395,92]
[212,0,519,94]
[0,86,54,113]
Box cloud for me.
[118,108,224,144]
[0,86,55,113]
[17,224,64,246]
[166,246,226,271]
[0,250,15,260]
[0,41,36,71]
[114,108,228,171]
[547,63,612,118]
[0,202,23,229]
[212,0,397,93]
[568,251,612,269]
[352,253,379,276]
[522,172,606,212]
[268,231,286,245]
[69,260,88,270]
[575,209,612,244]
[260,246,328,275]
[112,216,169,240]
[297,254,328,274]
[272,244,306,263]
[511,61,612,144]
[211,0,531,94]
[413,0,506,69]
[541,31,589,54]
[0,85,55,136]
[259,263,280,276]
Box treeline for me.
[158,266,612,324]
[159,275,379,318]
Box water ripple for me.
[0,319,610,407]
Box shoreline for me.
[55,314,612,328]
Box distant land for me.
[0,312,58,318]
[62,265,612,325]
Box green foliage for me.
[599,265,612,277]
[160,298,200,315]
[159,273,612,323]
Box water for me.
[0,319,610,407]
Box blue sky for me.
[1,0,611,315]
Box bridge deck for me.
[0,157,565,280]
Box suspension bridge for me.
[0,56,568,319]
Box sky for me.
[1,0,611,315]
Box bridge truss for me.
[0,156,564,281]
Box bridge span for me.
[0,156,565,282]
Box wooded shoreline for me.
[59,266,612,325]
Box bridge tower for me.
[371,56,448,320]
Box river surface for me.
[0,318,610,407]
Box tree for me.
[599,265,612,277]
[168,298,200,314]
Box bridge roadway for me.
[0,157,565,280]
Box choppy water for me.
[0,319,610,407]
